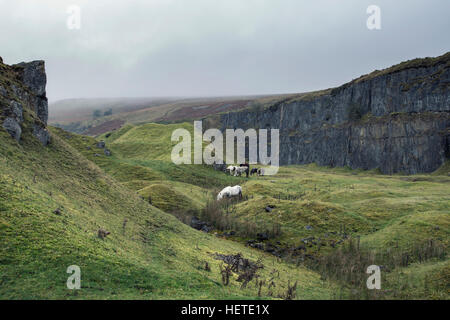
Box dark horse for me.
[239,163,250,178]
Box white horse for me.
[226,165,236,175]
[233,166,248,177]
[217,185,242,200]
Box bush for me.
[304,237,447,299]
[200,198,282,239]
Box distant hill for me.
[48,94,299,135]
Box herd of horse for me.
[226,164,265,177]
[217,164,265,200]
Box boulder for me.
[13,61,47,97]
[257,232,269,241]
[250,242,264,250]
[200,225,211,233]
[10,101,23,122]
[96,141,106,148]
[33,123,51,146]
[190,216,209,231]
[2,117,22,141]
[1,59,51,146]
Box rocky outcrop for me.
[0,58,50,145]
[219,52,450,174]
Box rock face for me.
[0,59,50,145]
[2,117,22,141]
[219,53,450,174]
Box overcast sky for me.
[0,0,449,102]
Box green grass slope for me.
[55,121,450,299]
[0,123,338,299]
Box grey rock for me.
[0,85,7,97]
[10,101,23,122]
[2,117,22,141]
[257,232,269,241]
[190,216,209,231]
[250,242,264,250]
[104,148,111,156]
[201,225,211,233]
[220,54,450,174]
[12,61,48,124]
[33,95,48,124]
[1,58,51,148]
[13,60,47,97]
[33,123,51,146]
[96,141,106,148]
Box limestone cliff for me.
[219,52,450,174]
[0,57,50,145]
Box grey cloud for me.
[0,0,449,102]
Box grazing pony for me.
[239,163,250,177]
[226,165,236,175]
[250,168,259,176]
[234,166,248,177]
[257,168,265,176]
[217,185,243,201]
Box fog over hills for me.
[1,0,449,102]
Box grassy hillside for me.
[1,119,340,299]
[3,112,447,299]
[52,121,450,299]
